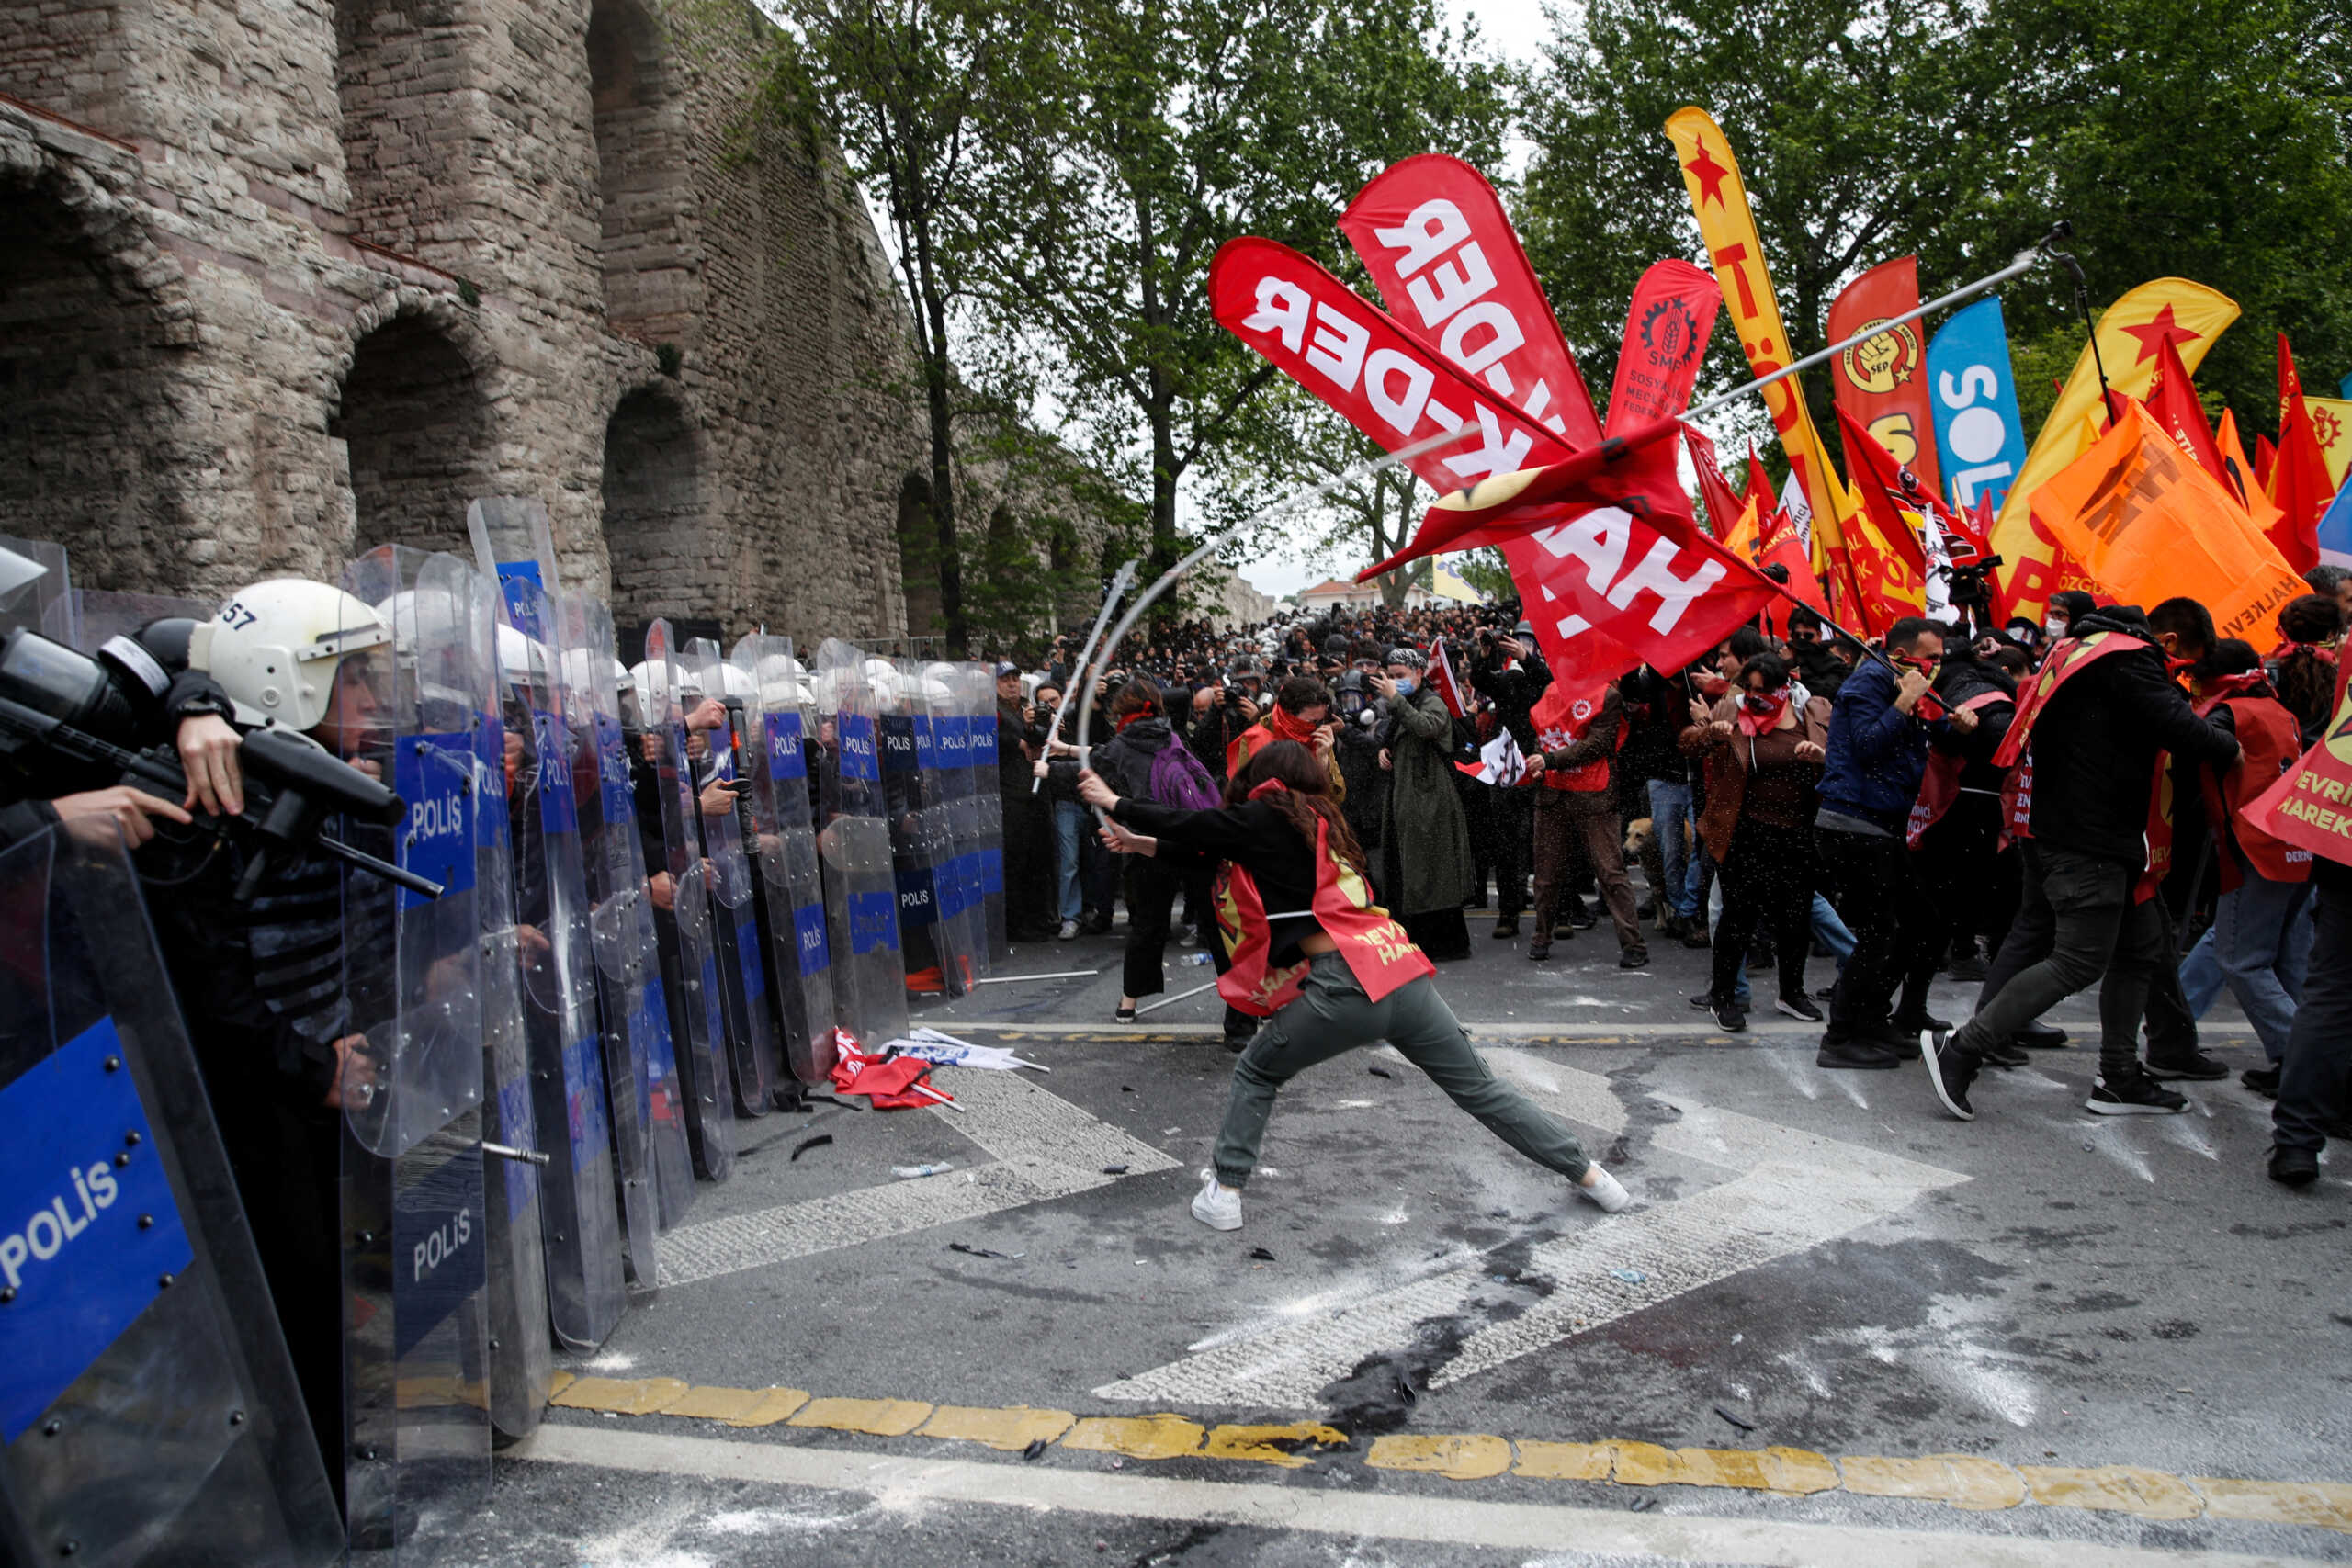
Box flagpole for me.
[1033,555,1142,793]
[1679,235,2066,430]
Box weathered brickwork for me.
[0,0,933,648]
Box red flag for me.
[1337,155,1602,447]
[2255,433,2278,491]
[1833,405,1932,632]
[1607,260,1722,431]
[1826,254,1940,500]
[1429,636,1469,718]
[2145,333,2223,476]
[1683,425,1747,541]
[1756,505,1829,617]
[1746,446,1775,506]
[2269,333,2331,573]
[1361,419,1688,578]
[1210,237,1566,495]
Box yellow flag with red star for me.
[1990,279,2238,623]
[1663,107,1869,625]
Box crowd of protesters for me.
[991,564,2352,1188]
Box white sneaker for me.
[1576,1165,1631,1213]
[1057,919,1079,941]
[1191,1169,1242,1231]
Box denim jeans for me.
[1051,799,1086,922]
[1645,778,1701,919]
[2274,879,2351,1154]
[1214,954,1592,1188]
[2209,853,2314,1061]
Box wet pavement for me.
[458,912,2352,1566]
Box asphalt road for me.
[452,911,2352,1567]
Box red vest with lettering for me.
[1996,632,2161,884]
[1214,814,1435,1018]
[1905,689,2011,849]
[2194,681,2312,886]
[1537,699,1624,794]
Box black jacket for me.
[2027,608,2239,864]
[1468,643,1552,757]
[1930,655,2018,794]
[1617,666,1692,786]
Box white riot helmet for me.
[496,623,552,691]
[188,577,391,730]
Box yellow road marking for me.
[1201,1422,1349,1470]
[786,1396,933,1436]
[540,1375,2352,1536]
[919,1404,1075,1450]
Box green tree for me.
[767,0,1033,650]
[964,0,1513,581]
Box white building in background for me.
[1295,564,1485,614]
[1187,562,1281,627]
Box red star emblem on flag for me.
[1683,141,1732,209]
[2120,303,2200,366]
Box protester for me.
[1526,678,1649,968]
[1075,741,1630,1231]
[1372,648,1476,960]
[1927,599,2241,1121]
[1091,676,1230,1022]
[1468,626,1551,939]
[1683,652,1832,1037]
[1621,662,1706,944]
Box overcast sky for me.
[1227,0,1555,601]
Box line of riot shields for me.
[0,506,1032,1567]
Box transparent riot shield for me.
[814,639,908,1047]
[731,634,835,1084]
[498,581,626,1350]
[66,589,209,656]
[0,828,345,1568]
[687,638,782,1115]
[926,661,987,986]
[639,620,735,1181]
[562,593,687,1258]
[338,547,492,1556]
[880,655,954,998]
[0,534,75,643]
[963,663,1011,962]
[466,583,553,1445]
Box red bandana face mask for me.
[1737,686,1792,737]
[1267,706,1320,745]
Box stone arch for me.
[329,290,499,558]
[600,379,705,640]
[0,139,202,590]
[893,471,941,636]
[587,0,696,344]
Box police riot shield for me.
[814,639,908,1047]
[880,655,955,997]
[338,547,492,1555]
[920,659,985,991]
[464,584,554,1446]
[639,620,735,1181]
[0,827,345,1567]
[562,593,687,1258]
[66,589,210,656]
[0,534,75,643]
[963,663,1011,962]
[497,581,626,1349]
[732,634,836,1083]
[687,638,783,1115]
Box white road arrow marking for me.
[653,1067,1181,1287]
[1093,1049,1966,1407]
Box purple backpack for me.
[1147,736,1222,810]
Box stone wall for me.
[0,0,937,651]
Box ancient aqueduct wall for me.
[0,0,930,648]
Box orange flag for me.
[2268,333,2332,573]
[1989,280,2239,624]
[2030,400,2303,647]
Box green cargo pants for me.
[1212,951,1594,1188]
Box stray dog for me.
[1623,817,1656,862]
[1625,816,1671,931]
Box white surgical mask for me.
[2044,615,2068,637]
